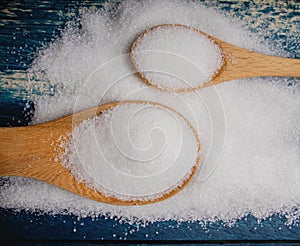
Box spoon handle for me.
[0,125,115,204]
[0,123,68,177]
[213,40,300,84]
[0,126,36,176]
[250,54,299,78]
[0,104,113,178]
[0,125,87,198]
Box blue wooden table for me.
[0,0,299,243]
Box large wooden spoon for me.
[131,24,300,92]
[0,100,200,205]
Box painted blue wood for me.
[0,0,299,242]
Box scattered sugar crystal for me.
[0,0,299,226]
[64,103,199,201]
[131,25,223,91]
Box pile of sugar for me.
[131,25,223,91]
[64,103,199,201]
[1,0,299,226]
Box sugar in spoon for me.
[0,101,200,205]
[131,24,300,92]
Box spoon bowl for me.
[131,24,300,92]
[0,100,200,205]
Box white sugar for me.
[64,103,199,201]
[131,25,223,91]
[1,0,299,226]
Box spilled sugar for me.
[0,0,299,226]
[64,103,199,201]
[131,24,223,91]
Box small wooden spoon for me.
[0,100,200,205]
[131,24,300,92]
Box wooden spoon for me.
[0,100,200,205]
[131,24,300,92]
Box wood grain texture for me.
[131,24,300,92]
[0,100,201,206]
